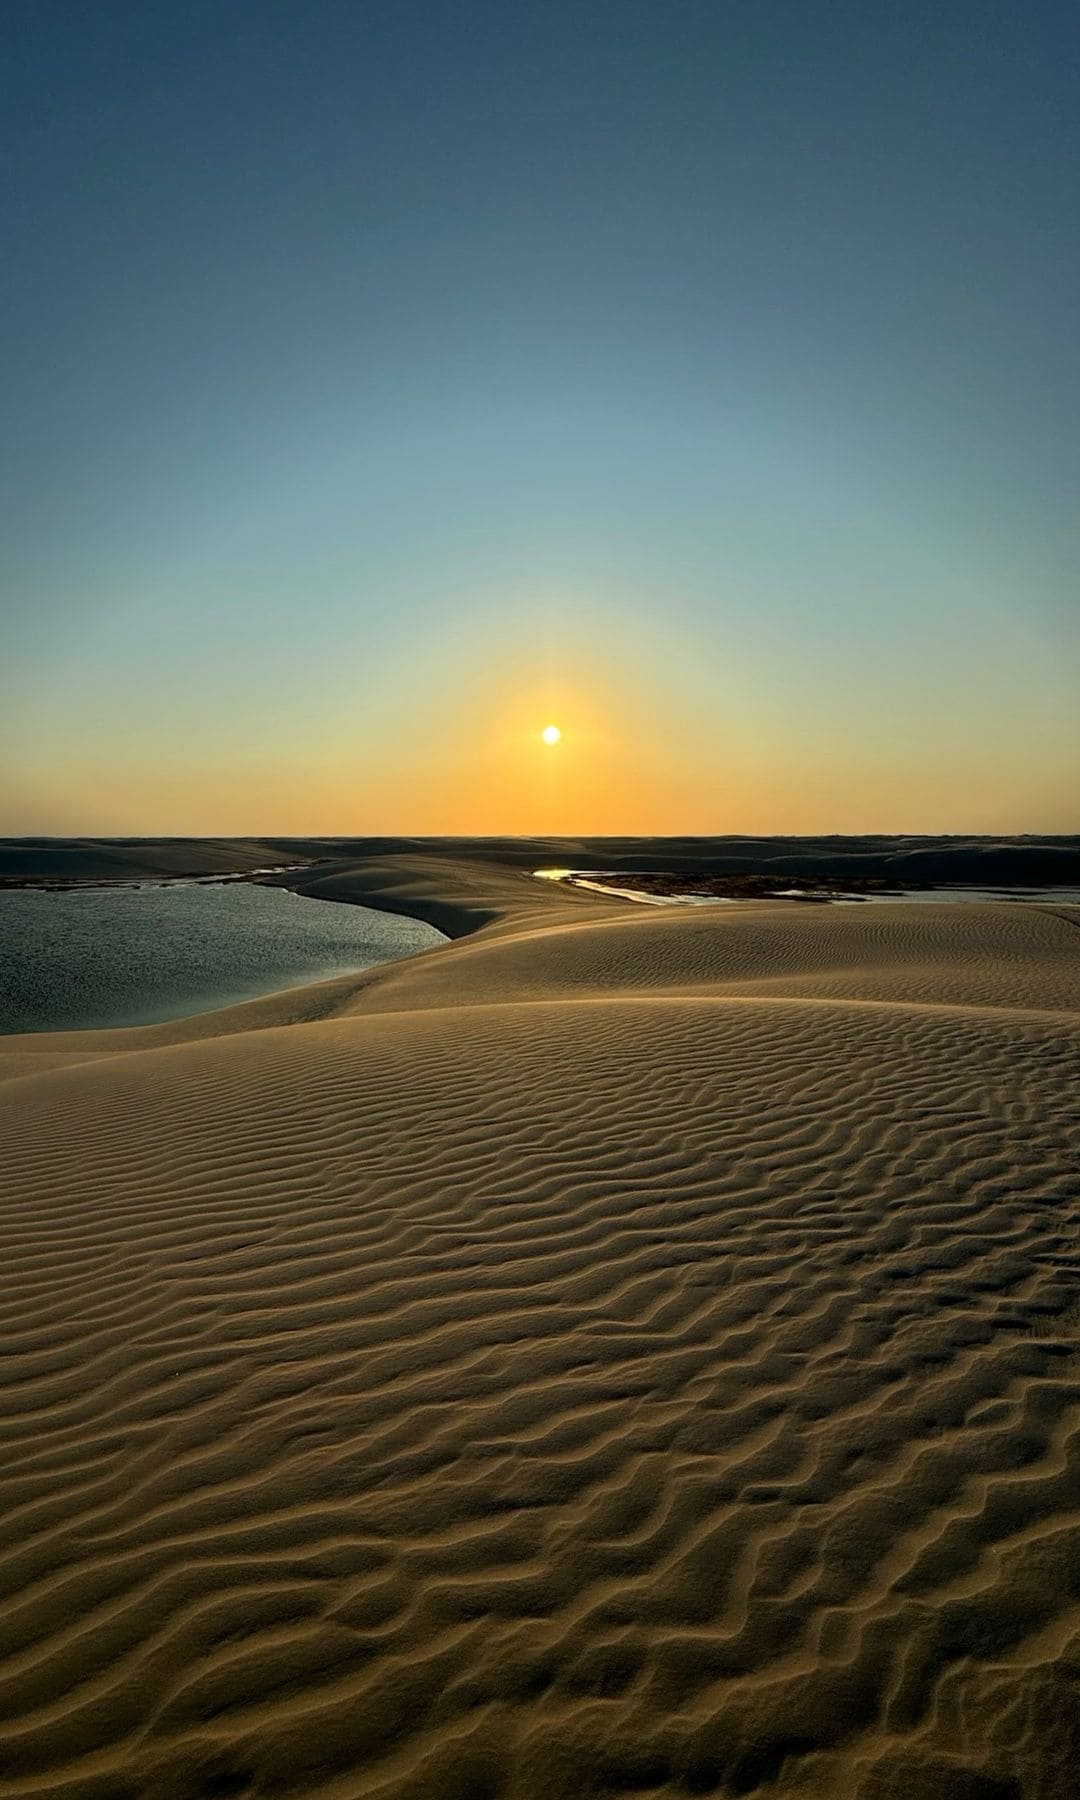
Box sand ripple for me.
[0,891,1077,1797]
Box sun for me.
[541,724,561,746]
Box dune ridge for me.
[0,857,1077,1798]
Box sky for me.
[2,0,1078,836]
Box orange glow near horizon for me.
[7,620,1077,839]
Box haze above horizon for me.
[3,1,1077,835]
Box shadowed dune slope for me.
[0,869,1077,1799]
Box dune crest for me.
[0,858,1077,1798]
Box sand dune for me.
[0,859,1077,1797]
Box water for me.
[0,882,446,1035]
[834,887,1080,904]
[536,873,732,906]
[536,870,1080,907]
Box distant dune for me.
[3,832,1080,893]
[0,850,1077,1797]
[0,838,298,884]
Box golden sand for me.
[0,857,1077,1798]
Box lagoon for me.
[0,881,445,1034]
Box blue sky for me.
[3,1,1077,832]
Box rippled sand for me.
[1,859,1077,1799]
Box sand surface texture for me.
[1,858,1078,1799]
